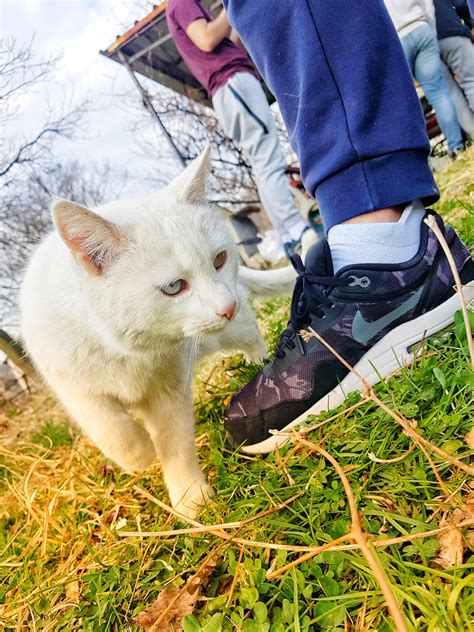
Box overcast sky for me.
[1,0,164,194]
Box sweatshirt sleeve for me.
[422,0,436,27]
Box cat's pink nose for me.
[217,301,237,321]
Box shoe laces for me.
[275,254,351,359]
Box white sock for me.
[328,200,425,273]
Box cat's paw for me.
[172,482,215,520]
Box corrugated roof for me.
[100,1,219,107]
[100,1,273,109]
[105,3,168,54]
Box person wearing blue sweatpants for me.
[385,0,465,157]
[220,0,474,453]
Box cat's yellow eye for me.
[214,250,227,270]
[161,279,187,296]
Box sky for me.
[1,0,165,194]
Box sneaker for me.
[225,211,474,454]
[448,149,463,161]
[283,226,311,258]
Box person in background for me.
[218,0,473,453]
[166,0,310,257]
[432,0,474,112]
[384,0,465,158]
[440,59,474,137]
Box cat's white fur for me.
[20,148,296,518]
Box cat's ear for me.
[173,144,211,205]
[52,198,125,276]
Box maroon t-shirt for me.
[166,0,259,97]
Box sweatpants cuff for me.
[316,150,439,231]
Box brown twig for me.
[424,215,473,371]
[368,445,416,464]
[371,391,474,476]
[296,436,409,632]
[276,450,296,486]
[275,516,474,553]
[226,546,244,607]
[127,485,303,537]
[303,327,474,476]
[120,512,474,553]
[266,534,349,580]
[298,398,371,436]
[427,480,468,522]
[415,440,456,506]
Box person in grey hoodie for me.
[433,0,473,111]
[384,0,465,156]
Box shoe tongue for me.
[304,239,334,277]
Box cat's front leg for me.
[52,381,157,472]
[139,392,213,519]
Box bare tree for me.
[0,36,90,191]
[0,36,123,330]
[109,0,160,30]
[0,160,126,329]
[123,82,261,210]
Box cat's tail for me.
[238,265,296,298]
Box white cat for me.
[20,148,296,518]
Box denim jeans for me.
[213,72,306,244]
[439,36,474,113]
[222,0,439,231]
[401,24,464,153]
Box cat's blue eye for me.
[160,279,187,296]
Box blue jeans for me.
[222,0,439,231]
[213,72,306,244]
[401,25,464,154]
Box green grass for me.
[0,151,473,630]
[30,420,74,449]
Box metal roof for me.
[100,1,221,107]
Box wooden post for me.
[0,329,35,378]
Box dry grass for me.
[0,147,473,630]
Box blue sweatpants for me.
[222,0,440,231]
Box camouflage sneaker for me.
[225,211,474,454]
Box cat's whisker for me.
[173,337,193,388]
[185,334,202,390]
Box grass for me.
[0,149,473,631]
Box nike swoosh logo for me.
[352,286,423,346]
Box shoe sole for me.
[241,280,474,454]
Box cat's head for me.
[51,147,244,343]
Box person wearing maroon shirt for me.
[166,0,310,256]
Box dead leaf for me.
[132,555,217,630]
[434,516,464,568]
[132,588,181,629]
[465,427,474,449]
[65,580,80,604]
[342,464,359,473]
[433,497,474,569]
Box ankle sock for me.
[327,200,425,273]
